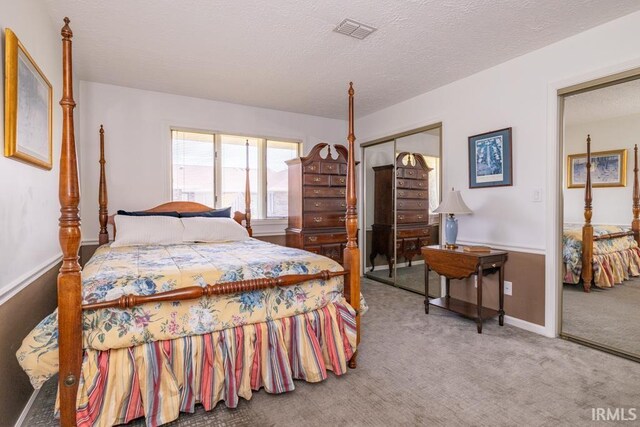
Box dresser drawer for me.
[320,162,341,174]
[396,189,428,199]
[397,211,428,224]
[402,238,420,253]
[396,179,412,189]
[330,175,347,186]
[397,167,421,179]
[396,199,428,210]
[304,245,322,255]
[410,179,428,190]
[321,243,343,262]
[304,198,346,212]
[304,232,347,245]
[397,227,431,238]
[303,174,330,186]
[303,162,321,174]
[303,213,346,228]
[304,187,346,198]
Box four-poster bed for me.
[18,18,362,426]
[563,135,640,292]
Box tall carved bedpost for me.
[582,135,593,292]
[58,17,82,426]
[343,83,361,368]
[633,144,639,245]
[98,125,109,245]
[245,140,253,236]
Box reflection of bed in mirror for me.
[563,136,640,292]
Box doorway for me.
[361,123,443,296]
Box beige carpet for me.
[562,277,640,356]
[368,264,442,297]
[24,278,640,426]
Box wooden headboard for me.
[100,128,253,241]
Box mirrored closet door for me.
[363,125,443,297]
[560,74,640,362]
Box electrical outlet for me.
[504,280,513,296]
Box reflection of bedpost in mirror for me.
[560,75,640,362]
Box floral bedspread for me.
[563,224,639,285]
[17,239,367,388]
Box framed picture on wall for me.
[567,149,627,188]
[468,127,513,188]
[4,28,53,170]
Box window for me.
[171,130,300,219]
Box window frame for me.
[170,128,301,220]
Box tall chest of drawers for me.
[285,143,350,264]
[369,152,437,276]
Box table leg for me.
[499,264,505,326]
[424,262,429,314]
[476,268,483,334]
[445,278,450,298]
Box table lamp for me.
[433,188,472,249]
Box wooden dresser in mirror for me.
[369,152,438,276]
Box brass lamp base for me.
[444,244,459,249]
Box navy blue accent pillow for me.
[179,207,232,218]
[117,210,180,217]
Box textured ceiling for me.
[565,78,640,125]
[42,0,640,119]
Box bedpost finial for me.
[100,124,104,133]
[348,82,354,96]
[61,17,73,39]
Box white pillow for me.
[182,217,250,243]
[111,215,184,247]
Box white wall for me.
[0,1,63,300]
[78,81,347,241]
[357,10,640,254]
[564,113,640,226]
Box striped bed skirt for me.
[57,302,357,427]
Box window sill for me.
[250,218,288,236]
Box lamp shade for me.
[433,189,472,215]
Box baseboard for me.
[504,315,549,336]
[14,388,39,427]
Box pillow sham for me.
[182,217,249,243]
[111,215,184,247]
[179,207,232,218]
[117,209,180,217]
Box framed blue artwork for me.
[468,127,513,188]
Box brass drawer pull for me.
[339,217,346,222]
[308,236,318,242]
[314,202,321,207]
[399,181,405,185]
[340,189,345,195]
[408,171,414,175]
[313,217,323,223]
[418,192,424,197]
[327,165,334,170]
[313,177,321,182]
[417,215,423,219]
[339,178,345,183]
[309,165,317,171]
[418,202,423,207]
[398,215,405,220]
[341,203,346,208]
[313,189,320,194]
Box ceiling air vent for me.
[334,19,376,40]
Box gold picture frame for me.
[4,28,53,170]
[567,149,627,188]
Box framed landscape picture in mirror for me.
[468,127,513,188]
[567,149,627,188]
[4,28,53,170]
